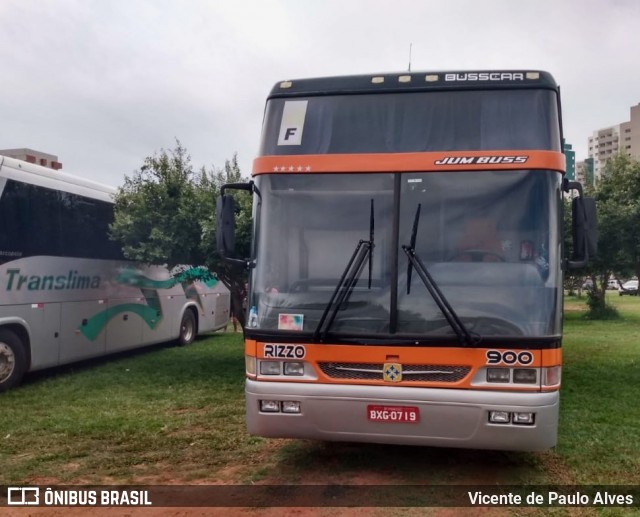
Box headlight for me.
[513,369,537,384]
[487,368,510,383]
[259,361,281,375]
[283,362,304,376]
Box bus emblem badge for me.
[383,363,402,382]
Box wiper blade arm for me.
[313,240,372,341]
[368,198,374,289]
[313,199,375,341]
[406,203,421,295]
[402,205,478,347]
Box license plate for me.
[367,405,420,423]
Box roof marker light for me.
[425,74,439,82]
[526,72,540,80]
[398,75,411,83]
[279,81,293,89]
[371,76,385,84]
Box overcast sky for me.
[1,0,638,186]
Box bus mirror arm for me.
[216,182,256,269]
[563,179,598,270]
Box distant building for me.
[563,142,575,181]
[575,158,594,188]
[0,148,62,170]
[587,103,640,180]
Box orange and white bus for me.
[218,70,596,451]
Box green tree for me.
[198,153,253,326]
[596,154,640,280]
[110,141,252,326]
[578,154,640,317]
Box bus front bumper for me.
[245,379,559,451]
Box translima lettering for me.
[5,268,101,291]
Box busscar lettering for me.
[445,72,525,82]
[264,344,306,359]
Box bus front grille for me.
[317,362,471,382]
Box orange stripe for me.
[541,348,562,366]
[249,341,562,390]
[245,339,257,356]
[253,150,565,175]
[253,342,560,366]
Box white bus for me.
[0,155,230,391]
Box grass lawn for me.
[1,294,639,496]
[559,292,640,484]
[0,332,259,484]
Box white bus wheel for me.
[178,310,196,346]
[0,329,27,391]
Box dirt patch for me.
[4,439,576,516]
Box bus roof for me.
[268,70,558,98]
[0,155,116,202]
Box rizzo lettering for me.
[264,344,306,359]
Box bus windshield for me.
[248,169,562,340]
[260,89,560,155]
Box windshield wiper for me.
[402,204,478,346]
[314,199,375,341]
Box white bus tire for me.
[177,310,197,346]
[0,329,27,392]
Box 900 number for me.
[486,350,533,366]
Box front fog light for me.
[260,361,281,375]
[487,368,510,383]
[489,411,510,424]
[260,400,280,413]
[281,401,301,413]
[284,362,304,376]
[513,412,535,425]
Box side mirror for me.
[216,194,236,256]
[215,182,255,267]
[568,196,598,269]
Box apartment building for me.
[575,158,594,187]
[587,103,640,180]
[0,148,62,170]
